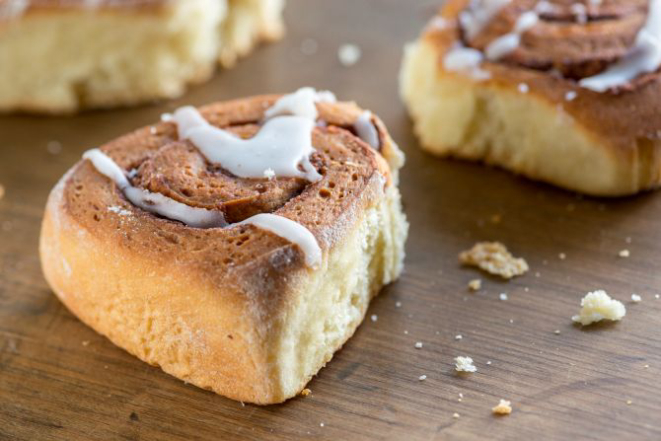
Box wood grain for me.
[1,1,661,439]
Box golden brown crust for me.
[40,94,405,403]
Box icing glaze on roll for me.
[83,149,227,229]
[354,111,380,149]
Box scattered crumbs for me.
[565,91,577,101]
[47,140,62,155]
[559,253,566,260]
[468,279,482,291]
[320,423,325,427]
[0,184,4,201]
[300,38,318,56]
[492,399,513,415]
[644,364,650,369]
[459,393,464,398]
[149,126,158,135]
[338,43,361,67]
[631,294,642,303]
[572,290,626,326]
[656,294,660,299]
[419,375,427,381]
[82,340,90,346]
[404,330,409,335]
[486,360,492,365]
[454,356,477,373]
[395,301,402,308]
[619,249,630,258]
[626,400,633,405]
[370,314,378,322]
[263,168,276,179]
[160,112,173,122]
[455,335,463,341]
[108,206,132,216]
[509,319,514,324]
[459,242,529,279]
[518,83,529,94]
[415,342,423,349]
[499,293,508,301]
[625,237,632,244]
[453,413,461,419]
[301,388,311,397]
[554,329,561,335]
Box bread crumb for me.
[631,294,642,303]
[320,422,325,427]
[459,242,528,279]
[455,334,463,340]
[468,279,482,291]
[499,293,508,301]
[486,360,492,365]
[370,314,378,322]
[415,342,423,349]
[338,44,361,66]
[572,290,626,326]
[455,356,477,373]
[47,140,62,155]
[644,364,650,369]
[655,294,660,299]
[492,399,513,415]
[82,340,90,346]
[453,412,461,419]
[618,249,630,258]
[418,375,427,381]
[559,253,566,260]
[395,301,402,307]
[626,399,633,405]
[554,329,561,335]
[301,388,311,397]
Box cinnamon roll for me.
[401,0,661,196]
[39,88,408,404]
[0,0,284,113]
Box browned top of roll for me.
[427,0,661,156]
[56,95,393,285]
[0,0,167,20]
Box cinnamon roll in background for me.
[401,0,661,196]
[39,88,408,404]
[0,0,284,113]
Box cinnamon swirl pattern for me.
[0,0,285,113]
[401,0,661,196]
[39,89,408,404]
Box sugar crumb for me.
[468,279,482,291]
[415,342,423,349]
[453,412,461,419]
[370,314,378,322]
[338,44,361,67]
[631,294,642,303]
[459,242,529,279]
[554,329,561,335]
[572,290,626,326]
[301,388,311,397]
[455,356,477,373]
[499,293,508,301]
[395,301,402,308]
[455,334,463,340]
[418,375,427,381]
[618,249,630,258]
[559,253,566,260]
[492,399,513,415]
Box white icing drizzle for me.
[580,0,661,92]
[83,149,227,229]
[264,87,336,120]
[485,11,539,60]
[459,0,511,39]
[0,0,28,20]
[238,214,322,268]
[173,107,321,182]
[354,111,380,149]
[443,45,491,80]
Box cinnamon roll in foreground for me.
[0,0,284,113]
[39,88,408,404]
[401,0,661,196]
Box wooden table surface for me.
[2,1,661,440]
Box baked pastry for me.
[401,0,661,196]
[39,88,408,404]
[0,0,284,113]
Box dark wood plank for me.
[1,1,660,439]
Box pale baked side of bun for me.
[400,0,661,196]
[39,93,408,404]
[0,0,285,113]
